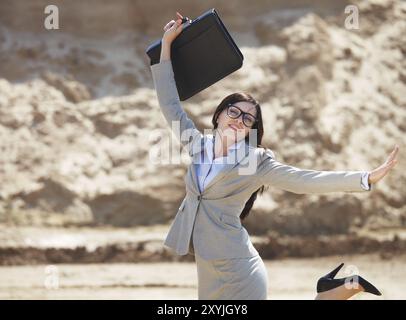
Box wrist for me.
[160,41,172,61]
[161,38,172,47]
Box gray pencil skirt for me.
[195,252,268,300]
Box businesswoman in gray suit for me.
[151,13,399,300]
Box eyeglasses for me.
[226,104,258,128]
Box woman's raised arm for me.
[150,14,203,157]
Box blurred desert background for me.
[0,0,405,299]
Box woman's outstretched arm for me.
[150,15,203,157]
[256,145,399,194]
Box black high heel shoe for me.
[317,262,382,296]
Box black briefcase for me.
[146,8,244,101]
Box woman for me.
[150,13,399,300]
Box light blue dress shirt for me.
[195,136,371,192]
[195,136,246,192]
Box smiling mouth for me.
[229,124,240,131]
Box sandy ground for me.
[1,253,405,300]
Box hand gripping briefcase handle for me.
[146,8,244,101]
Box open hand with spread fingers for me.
[368,144,399,185]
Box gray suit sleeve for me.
[150,60,203,156]
[257,149,370,194]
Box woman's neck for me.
[214,131,233,159]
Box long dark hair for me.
[211,92,267,221]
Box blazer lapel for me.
[189,135,212,194]
[202,141,251,193]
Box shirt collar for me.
[205,134,247,163]
[206,134,246,151]
[228,138,246,151]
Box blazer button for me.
[197,195,201,201]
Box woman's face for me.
[216,101,257,144]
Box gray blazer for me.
[150,60,370,260]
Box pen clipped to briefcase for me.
[146,8,244,101]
